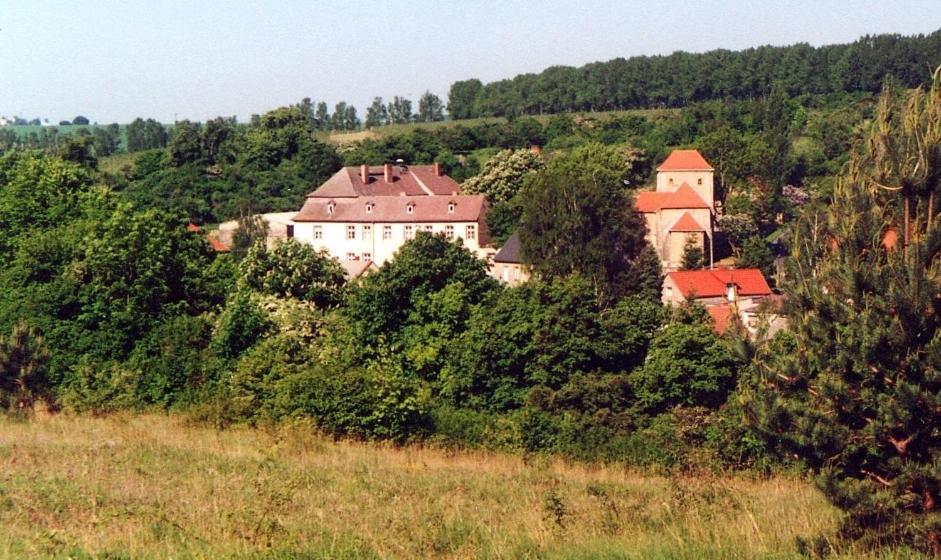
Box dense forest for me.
[446,31,941,117]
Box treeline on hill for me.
[94,83,867,235]
[446,31,941,117]
[1,69,940,553]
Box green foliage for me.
[240,239,346,307]
[127,314,214,407]
[446,31,941,118]
[717,214,760,256]
[743,73,941,553]
[680,236,705,270]
[58,358,140,414]
[442,278,663,411]
[519,143,648,304]
[212,291,273,360]
[0,322,51,412]
[461,149,544,204]
[738,236,775,279]
[631,323,739,413]
[344,232,497,352]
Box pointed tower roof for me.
[657,149,714,171]
[669,212,707,232]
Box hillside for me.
[0,412,900,559]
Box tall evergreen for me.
[744,69,941,553]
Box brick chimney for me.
[360,164,368,183]
[384,163,393,183]
[433,162,442,176]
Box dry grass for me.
[0,413,924,559]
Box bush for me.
[128,314,214,407]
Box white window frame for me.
[382,225,392,240]
[363,224,372,238]
[346,225,356,240]
[313,225,323,240]
[445,225,454,239]
[465,224,476,240]
[404,225,413,240]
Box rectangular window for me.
[424,225,433,232]
[346,225,356,240]
[363,252,372,261]
[363,224,372,238]
[404,225,413,240]
[382,225,392,240]
[346,252,358,261]
[313,225,323,240]
[445,225,454,239]
[286,224,294,238]
[465,224,476,240]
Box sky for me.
[0,0,939,124]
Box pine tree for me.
[0,322,51,412]
[744,68,941,553]
[680,236,704,270]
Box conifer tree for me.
[744,68,941,553]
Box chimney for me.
[433,162,442,176]
[726,281,738,303]
[360,164,368,183]
[384,163,393,183]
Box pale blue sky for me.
[1,1,938,123]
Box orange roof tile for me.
[669,212,706,232]
[293,195,487,223]
[635,183,710,213]
[657,149,714,171]
[310,165,461,198]
[708,304,734,334]
[667,268,772,299]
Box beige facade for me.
[491,261,529,286]
[636,150,716,270]
[656,170,715,212]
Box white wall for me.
[293,221,484,264]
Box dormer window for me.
[327,202,335,215]
[448,202,455,214]
[366,202,374,214]
[697,178,703,185]
[668,178,674,186]
[406,203,415,215]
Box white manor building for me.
[291,163,489,264]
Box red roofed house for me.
[292,163,489,264]
[635,149,715,270]
[663,268,785,335]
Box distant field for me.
[323,108,678,145]
[98,150,150,175]
[0,412,923,559]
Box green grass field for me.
[0,412,926,559]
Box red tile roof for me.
[708,304,735,334]
[635,183,711,213]
[669,212,706,232]
[311,165,461,198]
[657,149,714,171]
[667,268,772,299]
[293,195,487,223]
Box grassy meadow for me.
[0,412,926,559]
